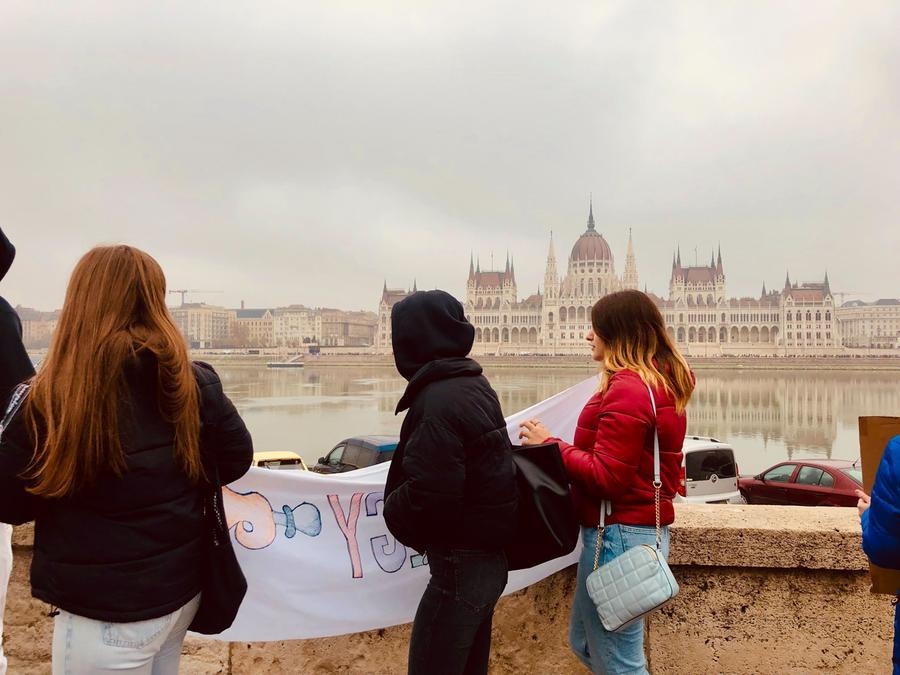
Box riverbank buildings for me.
[375,201,894,357]
[169,304,375,349]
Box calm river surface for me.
[212,362,899,475]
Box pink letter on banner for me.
[328,493,364,579]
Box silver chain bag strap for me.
[0,383,30,437]
[584,382,680,632]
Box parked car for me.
[675,436,742,504]
[311,435,399,474]
[253,450,309,470]
[738,459,863,506]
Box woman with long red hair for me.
[0,245,253,674]
[519,290,693,675]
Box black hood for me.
[0,228,14,282]
[391,290,475,380]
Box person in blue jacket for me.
[856,434,900,675]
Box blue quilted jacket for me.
[861,434,900,570]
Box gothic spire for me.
[544,230,558,299]
[823,270,831,295]
[623,227,639,290]
[587,196,595,231]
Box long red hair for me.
[23,245,203,498]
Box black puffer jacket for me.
[0,357,252,622]
[383,290,517,554]
[0,227,34,409]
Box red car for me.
[738,459,863,506]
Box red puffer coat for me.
[549,369,686,528]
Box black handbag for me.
[506,441,579,571]
[188,456,248,635]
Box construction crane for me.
[832,291,872,300]
[832,291,873,305]
[168,289,223,307]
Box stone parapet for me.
[669,503,870,570]
[4,505,893,674]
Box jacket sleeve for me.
[0,306,35,409]
[195,362,254,486]
[546,436,576,454]
[383,417,465,552]
[0,410,40,525]
[559,375,652,502]
[861,435,900,570]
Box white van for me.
[675,436,742,504]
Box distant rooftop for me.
[842,298,900,307]
[235,308,271,319]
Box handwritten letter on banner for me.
[215,376,597,642]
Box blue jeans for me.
[51,593,200,675]
[0,523,11,675]
[570,524,670,675]
[893,596,899,675]
[408,548,508,675]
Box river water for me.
[213,362,900,475]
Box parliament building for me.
[376,201,844,356]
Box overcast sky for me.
[1,1,898,312]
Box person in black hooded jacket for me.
[384,289,517,675]
[0,227,34,675]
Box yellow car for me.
[252,450,309,471]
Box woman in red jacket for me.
[520,290,693,675]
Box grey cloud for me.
[1,1,898,311]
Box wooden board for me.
[858,416,900,595]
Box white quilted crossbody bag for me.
[584,382,679,632]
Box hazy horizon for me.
[2,2,898,313]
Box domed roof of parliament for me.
[569,201,613,263]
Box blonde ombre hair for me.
[591,290,694,413]
[23,245,203,498]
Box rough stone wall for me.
[648,567,887,675]
[4,506,894,674]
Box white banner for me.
[215,375,598,641]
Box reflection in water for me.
[689,370,900,472]
[213,363,899,476]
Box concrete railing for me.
[5,505,894,674]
